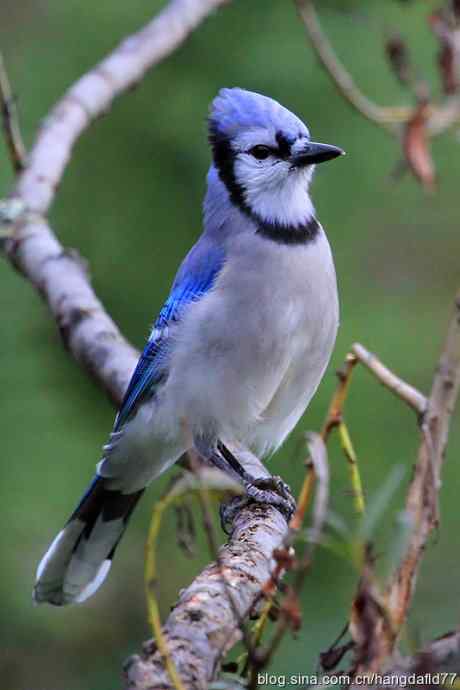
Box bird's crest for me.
[208,88,309,145]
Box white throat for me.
[234,160,315,227]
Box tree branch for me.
[390,629,460,678]
[0,52,26,173]
[351,343,427,416]
[348,291,460,675]
[295,0,460,138]
[2,0,228,405]
[319,629,460,689]
[125,499,289,690]
[294,0,406,133]
[386,290,460,632]
[14,0,229,215]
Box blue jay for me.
[34,88,343,606]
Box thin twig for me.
[390,629,460,677]
[338,421,365,515]
[306,432,330,547]
[429,94,460,134]
[280,340,430,675]
[386,290,460,633]
[290,352,357,532]
[0,52,26,172]
[347,290,460,678]
[290,340,426,540]
[295,0,460,138]
[144,495,187,690]
[352,343,427,416]
[294,0,406,132]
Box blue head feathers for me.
[208,88,310,146]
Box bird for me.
[34,87,344,606]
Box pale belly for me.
[167,229,339,457]
[247,301,338,455]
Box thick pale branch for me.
[14,0,228,214]
[125,499,289,690]
[5,214,139,404]
[2,0,227,403]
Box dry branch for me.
[386,291,460,632]
[295,0,406,132]
[389,629,460,678]
[319,629,460,689]
[351,343,427,416]
[295,0,460,138]
[0,52,26,172]
[348,292,460,676]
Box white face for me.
[232,130,315,227]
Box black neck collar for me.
[255,216,320,245]
[209,125,320,246]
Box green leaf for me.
[358,465,406,542]
[381,509,414,577]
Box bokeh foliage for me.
[0,1,459,688]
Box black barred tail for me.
[33,476,144,606]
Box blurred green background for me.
[1,1,459,688]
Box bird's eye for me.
[249,145,272,160]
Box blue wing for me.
[114,241,226,430]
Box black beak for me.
[290,141,345,168]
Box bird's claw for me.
[246,475,297,521]
[219,475,296,534]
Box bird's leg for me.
[194,436,254,484]
[194,436,296,533]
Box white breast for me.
[166,227,339,457]
[246,228,339,454]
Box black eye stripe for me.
[245,134,295,161]
[276,131,294,159]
